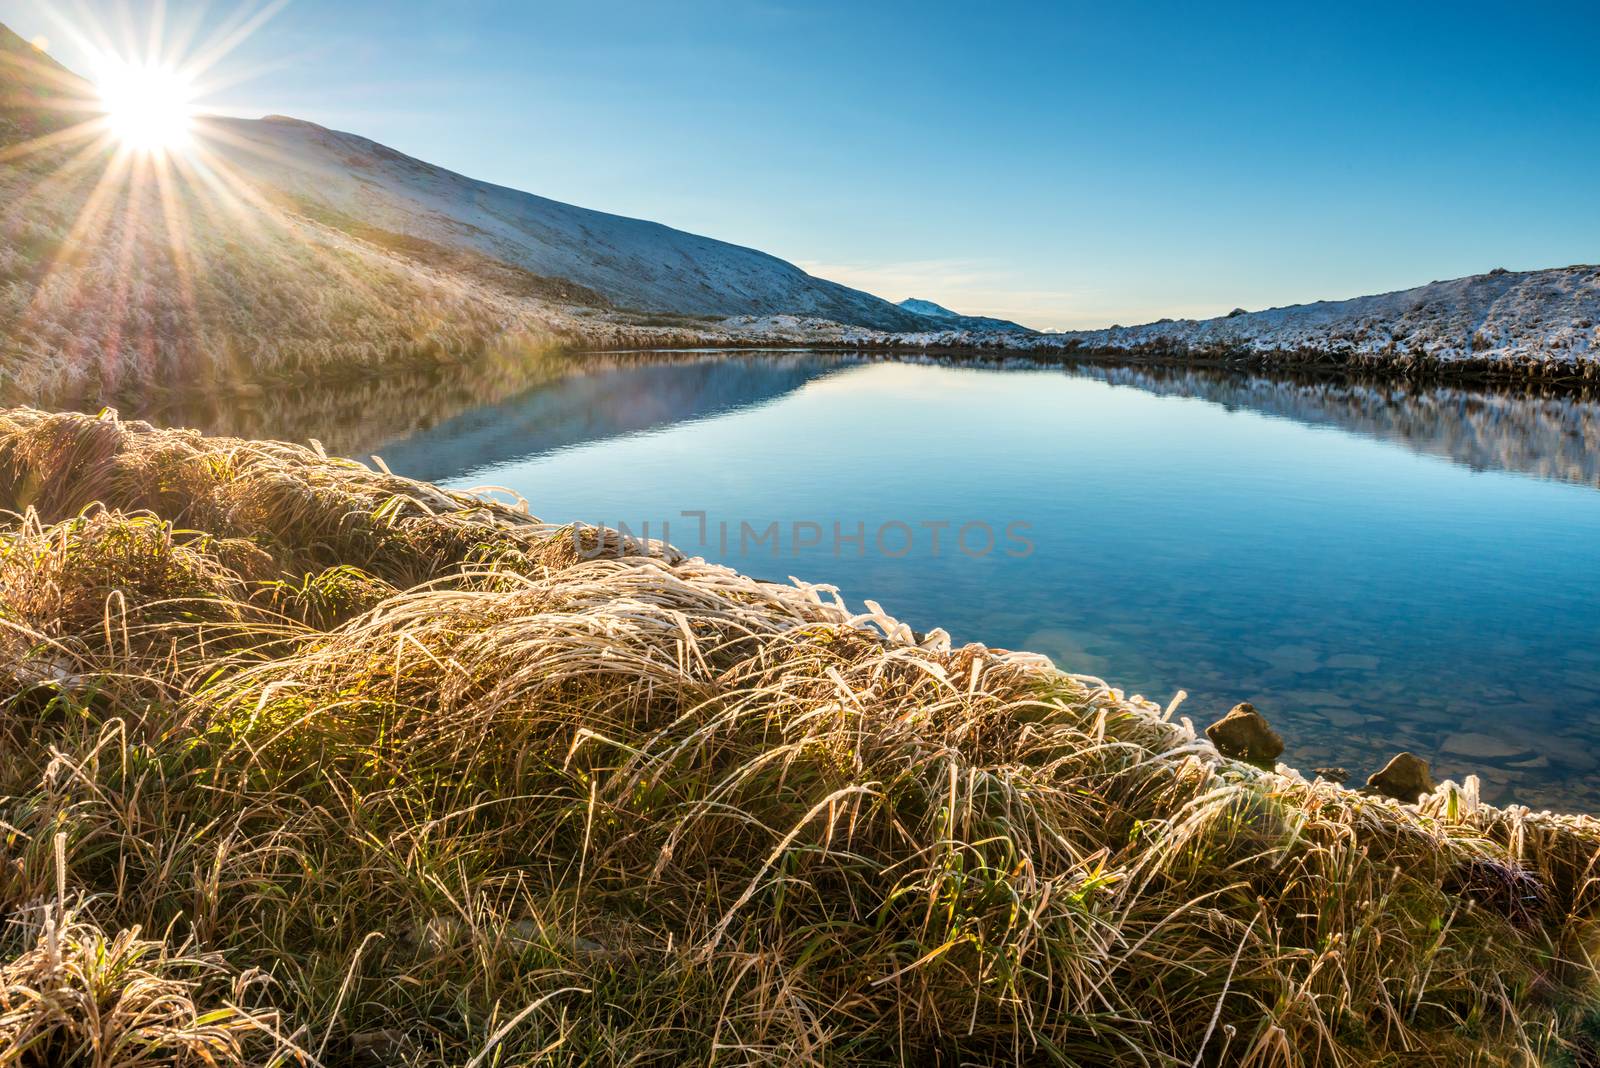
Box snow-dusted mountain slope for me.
[207,115,930,331]
[0,22,945,398]
[1043,267,1600,368]
[737,267,1600,375]
[898,298,959,319]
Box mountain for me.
[0,25,934,401]
[207,115,931,331]
[727,267,1596,376]
[897,297,1032,334]
[1040,267,1600,370]
[898,298,958,319]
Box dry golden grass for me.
[2,406,1600,1066]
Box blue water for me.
[370,354,1600,810]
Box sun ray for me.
[0,116,109,165]
[179,139,413,316]
[150,155,202,366]
[20,144,137,324]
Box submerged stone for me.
[1368,752,1435,802]
[1440,731,1535,763]
[1205,702,1284,767]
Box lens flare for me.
[95,59,196,152]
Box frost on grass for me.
[2,407,1600,1066]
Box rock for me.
[1253,645,1321,675]
[1319,708,1369,730]
[1439,732,1535,763]
[1206,703,1284,767]
[1017,628,1111,675]
[1367,752,1435,802]
[1311,766,1349,783]
[1326,653,1380,671]
[1546,745,1599,773]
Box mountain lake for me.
[149,351,1600,811]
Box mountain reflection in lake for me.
[140,352,1600,811]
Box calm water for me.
[201,353,1600,810]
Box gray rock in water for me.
[1368,752,1435,802]
[1440,731,1535,763]
[1205,702,1284,767]
[1312,766,1350,783]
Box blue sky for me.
[6,0,1598,329]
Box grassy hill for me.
[0,23,947,407]
[0,137,586,400]
[3,406,1599,1065]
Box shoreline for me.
[26,333,1600,426]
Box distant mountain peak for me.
[898,297,1034,335]
[899,298,961,319]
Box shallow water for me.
[184,353,1600,810]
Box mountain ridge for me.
[727,265,1600,376]
[204,112,932,331]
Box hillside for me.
[0,24,931,401]
[1050,266,1600,371]
[0,24,83,146]
[680,266,1600,378]
[209,115,930,331]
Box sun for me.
[95,59,196,153]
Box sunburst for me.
[93,56,196,153]
[0,1,415,396]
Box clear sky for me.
[6,0,1598,330]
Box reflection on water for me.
[369,354,858,484]
[1075,363,1600,488]
[140,351,1600,494]
[121,348,849,462]
[128,351,1600,811]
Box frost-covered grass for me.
[3,407,1600,1066]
